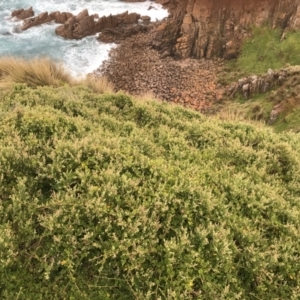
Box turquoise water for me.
[0,0,168,76]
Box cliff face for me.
[155,0,300,59]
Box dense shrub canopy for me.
[0,84,300,299]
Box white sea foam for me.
[0,0,168,77]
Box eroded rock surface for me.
[154,0,300,59]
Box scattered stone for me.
[97,23,225,113]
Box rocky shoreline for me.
[11,3,225,113]
[6,0,300,128]
[11,7,148,40]
[12,2,299,115]
[98,22,225,113]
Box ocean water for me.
[0,0,168,77]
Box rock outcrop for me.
[11,7,34,20]
[227,65,300,99]
[55,9,96,39]
[55,10,141,39]
[14,8,144,40]
[154,0,300,59]
[21,11,73,30]
[98,24,149,43]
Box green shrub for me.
[0,84,300,299]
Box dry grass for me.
[0,57,72,88]
[138,91,156,100]
[137,91,163,103]
[216,107,248,121]
[215,105,267,128]
[83,75,114,94]
[0,57,114,94]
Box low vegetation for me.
[0,68,300,299]
[218,26,300,133]
[236,27,300,74]
[220,26,300,84]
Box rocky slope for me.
[154,0,300,59]
[99,26,224,112]
[10,1,300,118]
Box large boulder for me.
[20,10,75,31]
[11,7,34,20]
[21,12,50,30]
[54,12,74,24]
[75,9,89,22]
[55,10,97,39]
[119,11,140,24]
[55,16,76,39]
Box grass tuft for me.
[0,57,114,94]
[216,106,248,121]
[83,75,114,94]
[0,56,72,88]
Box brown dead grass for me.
[83,75,114,94]
[0,57,72,88]
[216,106,248,121]
[0,57,114,94]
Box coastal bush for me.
[0,84,300,299]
